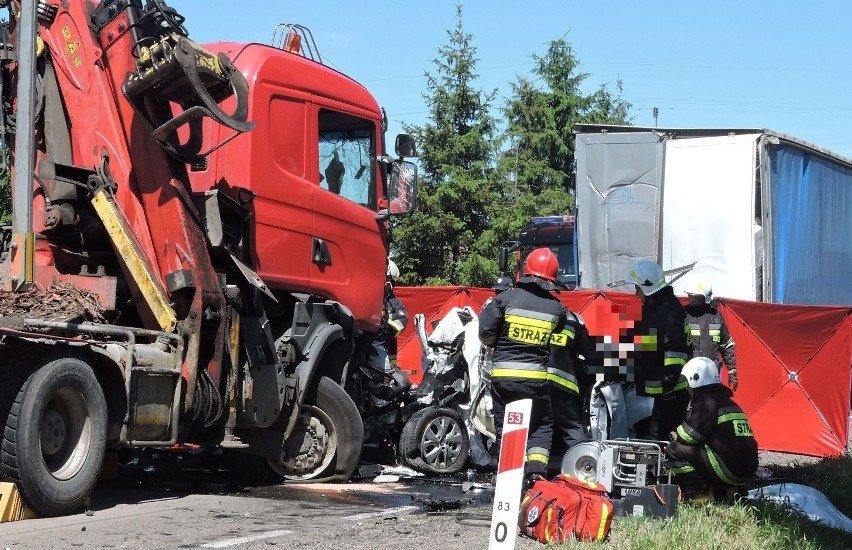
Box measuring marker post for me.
[488,398,532,550]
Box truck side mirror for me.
[498,246,509,273]
[395,134,416,158]
[389,160,417,215]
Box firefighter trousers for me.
[649,388,690,441]
[491,378,552,478]
[550,387,585,462]
[666,441,744,501]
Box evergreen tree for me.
[479,38,632,275]
[392,3,498,286]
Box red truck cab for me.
[189,41,409,331]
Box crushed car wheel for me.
[0,354,107,517]
[400,407,469,475]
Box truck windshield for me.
[318,109,376,208]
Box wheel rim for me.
[420,414,464,470]
[269,405,337,480]
[40,387,92,481]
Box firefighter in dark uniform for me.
[492,275,514,294]
[479,248,573,483]
[683,276,739,391]
[547,308,594,465]
[626,260,692,441]
[366,259,411,403]
[666,357,758,501]
[383,259,409,366]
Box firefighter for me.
[382,259,409,366]
[625,260,692,441]
[492,274,514,294]
[683,276,739,391]
[359,259,410,406]
[479,247,575,483]
[547,307,594,465]
[665,357,758,501]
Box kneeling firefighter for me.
[665,357,758,501]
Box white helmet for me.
[684,276,712,304]
[387,259,400,280]
[626,260,666,296]
[681,357,721,389]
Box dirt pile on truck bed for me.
[0,279,105,322]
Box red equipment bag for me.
[518,474,614,543]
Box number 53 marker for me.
[488,398,532,550]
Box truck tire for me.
[0,354,107,516]
[268,376,363,482]
[399,406,469,475]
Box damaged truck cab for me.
[0,0,416,517]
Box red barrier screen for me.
[394,287,852,456]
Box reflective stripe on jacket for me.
[685,301,737,371]
[545,312,594,395]
[479,280,569,381]
[632,286,693,397]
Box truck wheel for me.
[0,355,107,516]
[268,377,363,482]
[399,407,469,475]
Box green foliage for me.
[500,39,632,193]
[482,39,632,279]
[392,16,633,287]
[0,168,10,224]
[544,499,852,549]
[393,3,499,287]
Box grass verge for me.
[540,454,852,549]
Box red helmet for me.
[523,248,559,281]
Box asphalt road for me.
[0,452,542,550]
[0,448,819,549]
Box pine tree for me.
[478,38,632,274]
[392,3,498,286]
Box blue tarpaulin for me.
[769,145,852,305]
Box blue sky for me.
[172,1,852,158]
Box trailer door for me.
[575,131,664,290]
[663,134,760,301]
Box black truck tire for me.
[0,354,107,516]
[269,376,364,482]
[399,406,469,475]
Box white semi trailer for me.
[574,124,852,306]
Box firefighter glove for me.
[727,368,739,392]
